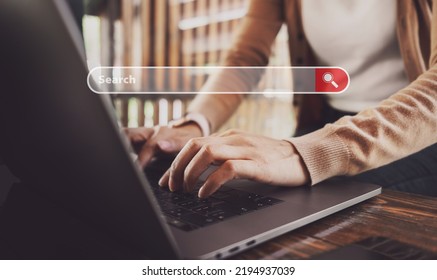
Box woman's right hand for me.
[124,123,202,168]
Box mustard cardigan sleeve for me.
[287,1,437,185]
[188,0,285,132]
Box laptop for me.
[0,0,381,259]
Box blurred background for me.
[83,0,296,138]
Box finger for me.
[158,169,170,188]
[124,127,155,143]
[198,160,259,198]
[135,127,164,167]
[157,137,187,154]
[168,136,246,192]
[137,141,157,168]
[168,137,207,191]
[184,144,251,192]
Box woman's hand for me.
[124,124,202,168]
[159,129,310,198]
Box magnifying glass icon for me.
[322,72,339,88]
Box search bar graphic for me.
[87,67,350,95]
[322,72,339,88]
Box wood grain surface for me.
[235,189,437,259]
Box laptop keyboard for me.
[147,174,283,232]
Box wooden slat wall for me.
[110,0,248,127]
[181,0,195,92]
[208,0,220,64]
[120,0,134,126]
[99,0,294,137]
[194,0,207,90]
[168,0,181,92]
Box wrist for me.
[284,141,311,186]
[169,112,211,137]
[174,122,203,138]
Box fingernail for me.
[158,176,165,187]
[198,185,207,198]
[157,140,172,151]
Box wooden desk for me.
[236,190,437,259]
[1,184,436,259]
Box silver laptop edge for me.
[199,188,381,259]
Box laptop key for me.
[235,206,255,214]
[165,208,192,218]
[180,213,219,227]
[180,192,198,199]
[192,205,213,213]
[255,197,282,205]
[210,192,232,200]
[214,202,254,215]
[154,191,173,200]
[169,193,191,204]
[178,198,210,209]
[208,210,237,221]
[158,202,174,211]
[245,193,262,201]
[253,201,269,209]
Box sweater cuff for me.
[285,127,351,185]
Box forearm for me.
[188,93,244,133]
[287,0,437,185]
[287,65,437,185]
[188,0,284,133]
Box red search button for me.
[315,68,349,93]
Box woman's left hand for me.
[158,129,310,198]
